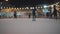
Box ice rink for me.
[0,18,60,34]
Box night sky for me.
[0,0,60,7]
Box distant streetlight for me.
[32,7,34,9]
[17,8,19,9]
[12,7,14,9]
[4,7,5,9]
[51,5,54,7]
[38,7,40,8]
[5,0,8,1]
[30,7,33,9]
[26,7,29,9]
[22,8,24,10]
[20,8,21,10]
[1,7,3,9]
[44,5,47,8]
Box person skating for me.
[32,9,36,21]
[53,5,57,19]
[14,11,17,18]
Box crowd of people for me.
[0,5,59,21]
[13,5,59,21]
[46,5,58,19]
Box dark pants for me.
[54,14,57,19]
[29,15,31,18]
[50,14,52,18]
[14,14,17,18]
[32,15,36,21]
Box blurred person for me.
[14,11,17,18]
[0,11,3,18]
[49,7,52,18]
[49,11,52,18]
[53,5,57,19]
[28,13,31,18]
[0,9,1,18]
[46,12,50,18]
[32,8,36,21]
